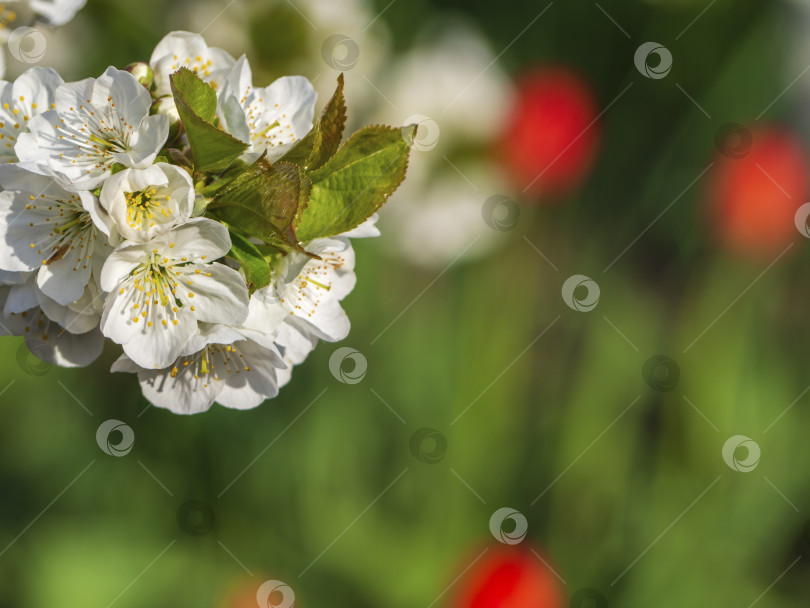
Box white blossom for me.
[0,67,63,164]
[111,324,284,414]
[149,31,235,98]
[0,165,111,305]
[17,67,169,189]
[99,218,249,369]
[99,162,194,243]
[0,273,104,367]
[218,55,317,163]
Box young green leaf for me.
[170,68,248,173]
[226,231,272,294]
[207,158,311,255]
[295,124,414,242]
[282,73,346,170]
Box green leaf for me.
[207,157,311,255]
[282,73,346,170]
[295,124,414,242]
[226,232,271,294]
[170,68,248,173]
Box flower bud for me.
[124,61,154,90]
[192,191,208,217]
[150,96,182,142]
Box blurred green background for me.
[3,0,810,606]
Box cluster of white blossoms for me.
[0,31,413,414]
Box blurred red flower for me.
[707,125,808,257]
[453,545,564,608]
[500,66,600,199]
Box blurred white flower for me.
[28,0,86,26]
[372,20,516,267]
[378,21,512,143]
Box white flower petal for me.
[36,282,101,335]
[4,281,37,315]
[167,217,232,260]
[116,114,169,169]
[0,67,63,165]
[215,340,282,409]
[176,262,249,326]
[99,243,143,293]
[273,237,356,341]
[2,305,103,367]
[340,213,380,239]
[30,0,87,26]
[101,285,197,368]
[274,320,318,389]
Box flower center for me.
[125,188,171,230]
[168,344,251,384]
